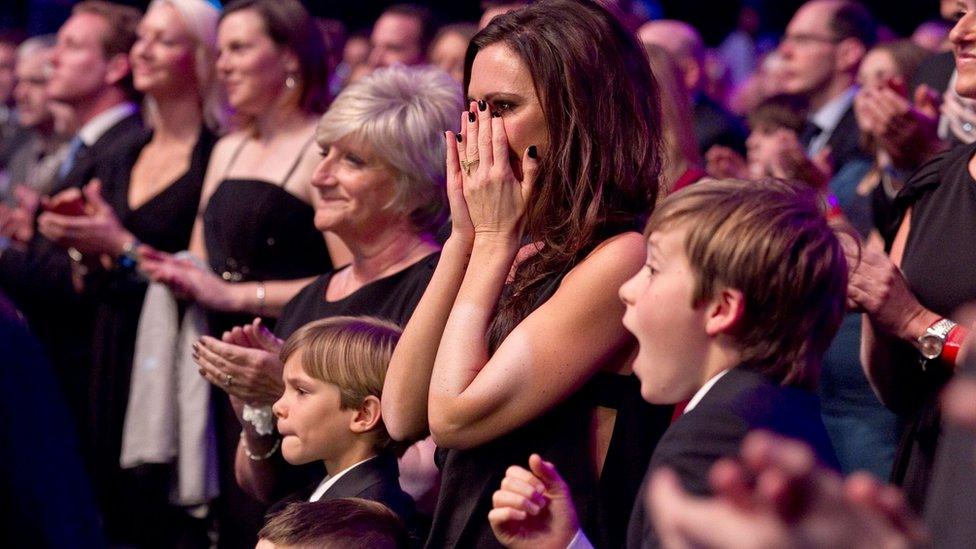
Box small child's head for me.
[256,497,407,549]
[745,94,808,177]
[620,178,847,404]
[273,316,403,469]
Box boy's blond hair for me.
[279,316,404,453]
[645,178,847,390]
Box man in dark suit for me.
[778,0,876,173]
[637,20,748,156]
[0,0,142,449]
[486,179,846,549]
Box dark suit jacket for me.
[822,104,869,177]
[267,452,418,536]
[626,368,839,548]
[693,94,748,156]
[50,111,144,195]
[0,110,143,439]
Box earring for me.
[285,74,296,90]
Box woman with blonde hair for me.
[37,0,224,544]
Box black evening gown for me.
[201,140,333,548]
[88,128,216,546]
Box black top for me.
[626,368,839,548]
[887,141,976,511]
[426,269,673,549]
[275,252,440,339]
[202,138,331,334]
[100,128,215,254]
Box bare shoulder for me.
[563,231,646,286]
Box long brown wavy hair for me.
[465,0,663,350]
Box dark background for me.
[0,0,943,46]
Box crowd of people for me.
[1,0,975,547]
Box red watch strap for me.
[943,325,968,368]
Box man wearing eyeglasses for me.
[779,0,876,172]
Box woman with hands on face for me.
[194,65,460,512]
[37,0,223,544]
[382,1,673,547]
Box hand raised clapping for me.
[193,317,285,405]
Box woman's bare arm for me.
[427,232,644,450]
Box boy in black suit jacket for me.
[265,316,417,533]
[487,178,847,548]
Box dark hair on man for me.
[829,0,877,49]
[747,94,809,133]
[466,0,663,349]
[259,498,408,548]
[222,0,330,114]
[72,1,141,99]
[383,4,439,55]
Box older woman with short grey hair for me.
[192,64,461,508]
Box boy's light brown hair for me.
[259,497,407,548]
[644,178,847,390]
[279,316,405,454]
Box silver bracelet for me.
[242,403,275,436]
[240,431,280,461]
[256,281,266,316]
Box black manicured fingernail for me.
[468,111,476,123]
[528,145,537,159]
[456,133,463,143]
[478,100,487,111]
[491,110,501,118]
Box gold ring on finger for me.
[460,158,480,176]
[225,374,234,387]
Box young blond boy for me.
[267,316,416,533]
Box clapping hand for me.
[38,179,136,256]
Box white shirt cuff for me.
[566,529,595,549]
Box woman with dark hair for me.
[383,1,673,546]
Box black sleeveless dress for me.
[202,136,332,335]
[426,265,673,549]
[274,251,439,339]
[87,127,216,545]
[200,135,333,548]
[888,141,976,512]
